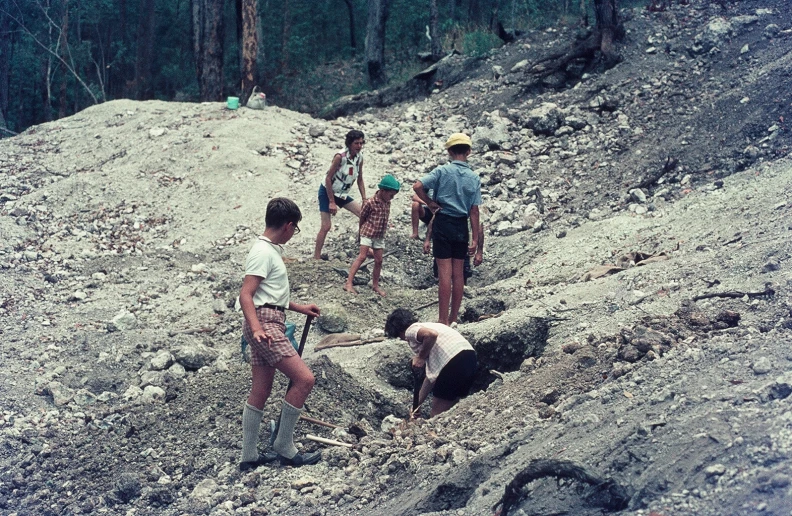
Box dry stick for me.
[306,434,353,448]
[315,336,386,351]
[692,285,775,302]
[299,415,341,429]
[415,299,440,311]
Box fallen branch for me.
[306,434,353,448]
[300,415,341,429]
[315,336,386,350]
[168,326,216,336]
[492,458,630,516]
[489,369,505,380]
[692,285,775,301]
[0,127,18,136]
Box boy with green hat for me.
[344,174,401,296]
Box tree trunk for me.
[192,0,225,101]
[240,0,257,103]
[594,0,619,64]
[58,0,69,118]
[429,0,442,60]
[343,0,357,55]
[365,0,389,89]
[134,0,155,99]
[0,0,12,128]
[280,0,291,75]
[580,0,588,26]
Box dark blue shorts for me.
[433,350,477,400]
[432,213,469,260]
[318,184,353,213]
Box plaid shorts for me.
[242,306,297,367]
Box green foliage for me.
[2,0,636,133]
[462,30,502,57]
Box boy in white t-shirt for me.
[238,198,322,470]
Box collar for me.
[450,160,471,169]
[258,236,284,252]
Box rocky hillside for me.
[1,1,791,515]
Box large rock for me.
[172,344,218,370]
[461,310,550,378]
[521,103,565,136]
[693,18,733,53]
[317,304,350,333]
[473,113,511,151]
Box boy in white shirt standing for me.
[238,198,322,470]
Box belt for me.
[260,303,286,312]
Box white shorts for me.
[360,236,385,249]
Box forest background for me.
[0,0,637,135]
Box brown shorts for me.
[242,306,297,367]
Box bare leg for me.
[430,396,458,417]
[343,201,362,217]
[410,202,423,239]
[275,355,315,408]
[344,246,369,294]
[313,212,332,260]
[247,365,276,410]
[436,258,453,325]
[449,257,466,324]
[371,248,385,296]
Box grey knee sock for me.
[272,401,301,459]
[241,403,264,462]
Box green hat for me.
[378,174,401,191]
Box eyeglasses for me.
[292,223,301,234]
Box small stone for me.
[770,473,791,488]
[69,291,87,301]
[751,356,772,375]
[704,464,726,477]
[150,350,174,371]
[108,310,137,332]
[761,260,780,273]
[149,127,166,138]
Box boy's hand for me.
[412,356,426,368]
[474,252,483,267]
[468,242,477,256]
[329,202,338,215]
[251,329,272,345]
[422,240,431,255]
[298,303,321,318]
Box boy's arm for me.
[474,222,484,266]
[412,327,438,367]
[468,205,480,256]
[359,199,372,224]
[357,159,366,203]
[240,275,271,344]
[423,217,433,254]
[288,301,321,318]
[413,181,439,213]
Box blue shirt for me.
[419,161,482,218]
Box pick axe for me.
[269,314,314,445]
